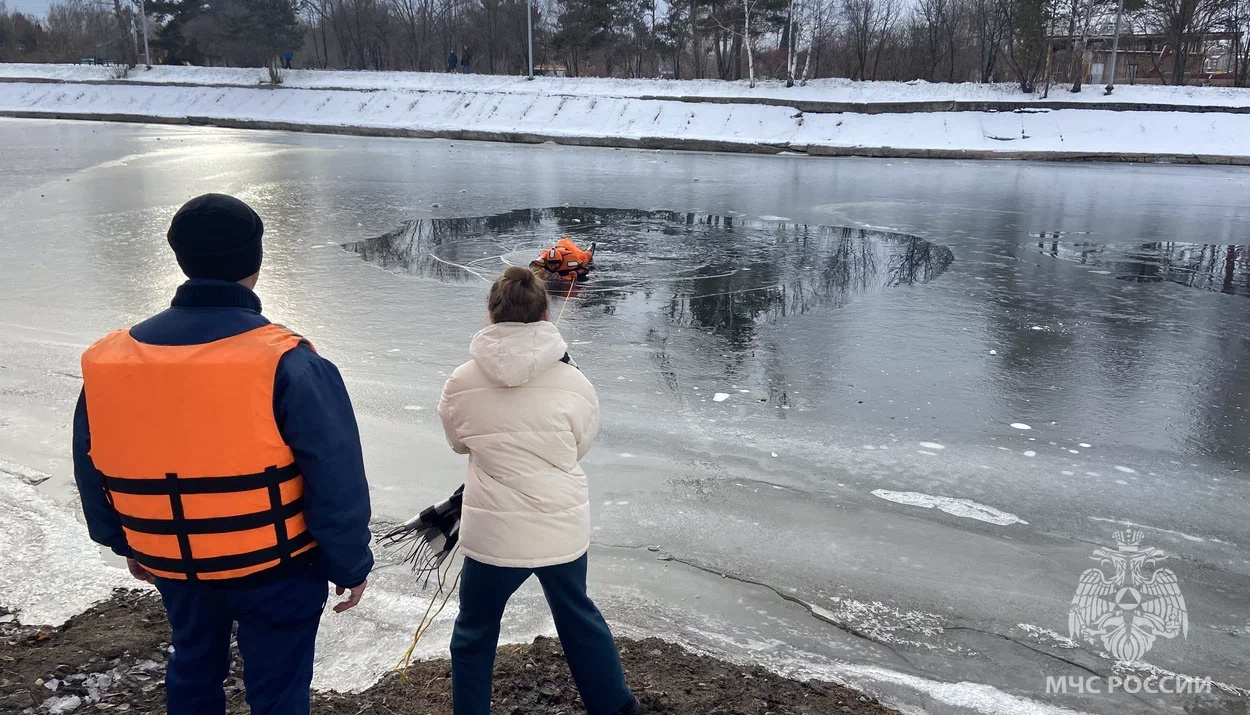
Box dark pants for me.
[155,568,328,715]
[451,554,632,715]
[461,64,470,74]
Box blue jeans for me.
[451,554,633,715]
[155,568,328,715]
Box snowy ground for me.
[1,119,1248,714]
[4,63,1250,108]
[1,64,1249,161]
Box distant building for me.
[1047,11,1239,85]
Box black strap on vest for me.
[112,464,305,579]
[134,532,317,576]
[265,465,292,567]
[105,463,300,495]
[165,472,196,582]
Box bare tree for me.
[743,0,756,85]
[1143,0,1229,84]
[999,0,1053,91]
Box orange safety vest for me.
[81,324,317,582]
[536,238,594,281]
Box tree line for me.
[1,0,1246,89]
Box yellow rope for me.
[555,277,577,327]
[394,544,462,680]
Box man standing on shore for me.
[72,193,374,715]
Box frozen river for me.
[0,119,1247,715]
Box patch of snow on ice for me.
[757,215,792,222]
[805,596,944,647]
[918,442,946,450]
[871,489,1028,526]
[1023,450,1037,457]
[1011,423,1032,430]
[831,662,1085,715]
[0,473,136,625]
[918,450,938,456]
[1114,465,1136,474]
[1016,623,1080,649]
[1079,443,1092,448]
[712,393,730,402]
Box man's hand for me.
[334,580,367,613]
[126,558,156,584]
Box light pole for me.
[135,0,151,68]
[526,0,534,80]
[1104,0,1125,94]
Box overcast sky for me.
[7,0,55,16]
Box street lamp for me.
[526,0,534,80]
[1104,0,1125,94]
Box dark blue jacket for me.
[73,280,374,588]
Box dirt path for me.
[0,591,899,715]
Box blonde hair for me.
[488,266,548,323]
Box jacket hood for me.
[469,321,569,387]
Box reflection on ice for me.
[1034,236,1250,297]
[342,208,954,343]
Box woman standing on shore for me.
[438,266,642,715]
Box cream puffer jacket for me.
[438,321,599,569]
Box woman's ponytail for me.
[488,265,549,324]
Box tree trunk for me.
[111,0,136,66]
[744,0,756,87]
[786,0,797,86]
[691,0,703,79]
[799,34,813,84]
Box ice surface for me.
[1088,517,1228,544]
[0,471,136,625]
[870,490,1028,526]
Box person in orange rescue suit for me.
[533,237,594,282]
[72,193,374,715]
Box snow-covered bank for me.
[5,63,1250,111]
[2,77,1250,163]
